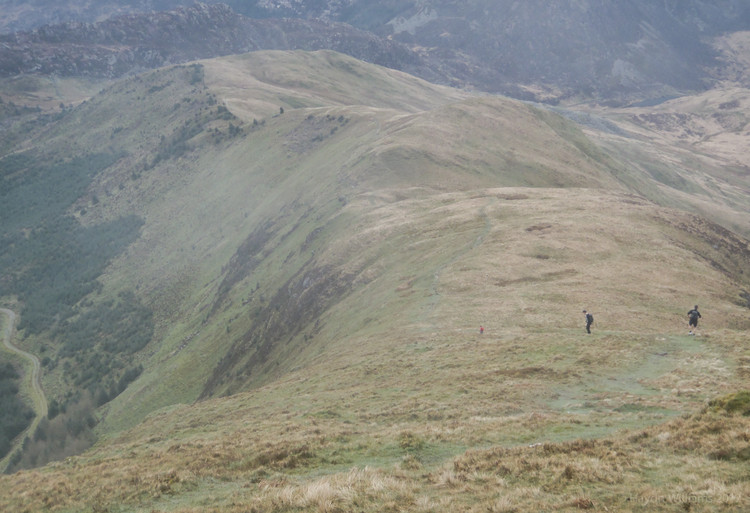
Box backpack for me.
[586,313,593,323]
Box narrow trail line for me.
[1,308,47,472]
[420,199,495,329]
[550,333,714,416]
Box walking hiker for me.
[583,310,593,334]
[687,305,701,335]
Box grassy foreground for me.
[2,344,749,512]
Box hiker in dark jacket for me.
[687,305,701,335]
[583,310,594,334]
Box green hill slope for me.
[64,50,642,431]
[1,50,749,509]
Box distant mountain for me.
[0,4,431,83]
[249,0,750,102]
[2,1,750,104]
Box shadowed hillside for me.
[1,50,749,509]
[4,1,750,105]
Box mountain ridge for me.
[12,49,739,430]
[3,1,750,105]
[0,4,749,509]
[0,4,432,87]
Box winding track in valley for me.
[1,308,47,471]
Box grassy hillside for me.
[1,50,749,509]
[1,187,749,510]
[573,86,750,239]
[75,50,652,432]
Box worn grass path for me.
[0,308,47,472]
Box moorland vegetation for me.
[0,49,748,511]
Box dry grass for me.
[85,404,744,513]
